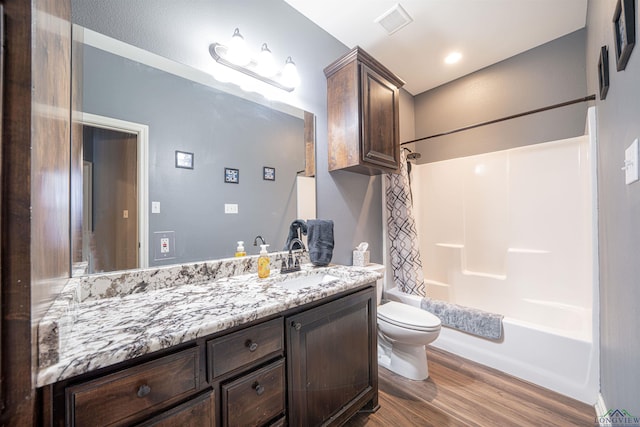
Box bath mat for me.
[420,298,504,340]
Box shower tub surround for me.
[36,253,381,387]
[409,114,599,404]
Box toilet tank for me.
[362,263,385,305]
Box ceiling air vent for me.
[375,3,413,35]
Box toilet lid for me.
[378,301,441,331]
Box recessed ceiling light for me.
[444,52,462,64]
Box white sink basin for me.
[275,273,340,291]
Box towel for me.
[307,219,334,266]
[283,219,307,251]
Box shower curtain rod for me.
[400,94,596,146]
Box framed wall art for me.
[263,166,276,181]
[175,150,194,169]
[598,46,610,100]
[613,0,635,71]
[224,167,239,184]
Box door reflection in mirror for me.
[83,126,138,273]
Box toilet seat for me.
[378,301,441,332]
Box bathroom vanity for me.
[37,259,381,426]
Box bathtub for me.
[384,286,598,404]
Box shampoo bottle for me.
[258,244,270,278]
[235,241,246,257]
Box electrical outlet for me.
[225,203,239,214]
[153,231,175,261]
[160,237,170,253]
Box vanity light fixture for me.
[209,28,300,92]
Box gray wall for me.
[72,0,383,265]
[586,0,640,414]
[82,46,304,263]
[413,29,588,163]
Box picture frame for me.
[175,150,194,169]
[613,0,635,71]
[224,167,239,184]
[598,46,610,100]
[263,166,276,181]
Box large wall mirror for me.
[71,27,316,276]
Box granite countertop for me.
[36,258,382,388]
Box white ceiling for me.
[284,0,587,95]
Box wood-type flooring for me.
[346,346,595,426]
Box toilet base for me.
[378,334,429,380]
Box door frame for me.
[79,113,149,268]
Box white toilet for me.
[366,264,441,381]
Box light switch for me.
[624,139,639,185]
[123,210,129,219]
[152,201,161,214]
[225,203,239,214]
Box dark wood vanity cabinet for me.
[43,285,377,426]
[287,287,378,426]
[324,47,405,175]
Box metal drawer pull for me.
[137,384,151,398]
[291,321,302,331]
[245,340,259,352]
[253,382,265,396]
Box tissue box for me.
[352,250,370,267]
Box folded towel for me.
[283,219,307,251]
[307,219,334,266]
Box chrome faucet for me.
[253,235,267,246]
[281,238,306,273]
[288,237,305,252]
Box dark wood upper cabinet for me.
[324,47,405,175]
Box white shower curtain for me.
[385,149,426,296]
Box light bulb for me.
[444,51,462,65]
[280,56,300,89]
[256,43,277,77]
[227,28,251,66]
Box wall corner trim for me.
[594,393,607,427]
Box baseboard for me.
[594,393,607,426]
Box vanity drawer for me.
[221,358,285,427]
[207,318,283,379]
[66,347,200,427]
[135,390,215,427]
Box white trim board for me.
[80,113,150,269]
[595,393,607,426]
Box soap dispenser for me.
[258,244,270,278]
[235,241,246,257]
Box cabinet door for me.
[287,288,377,426]
[360,64,400,172]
